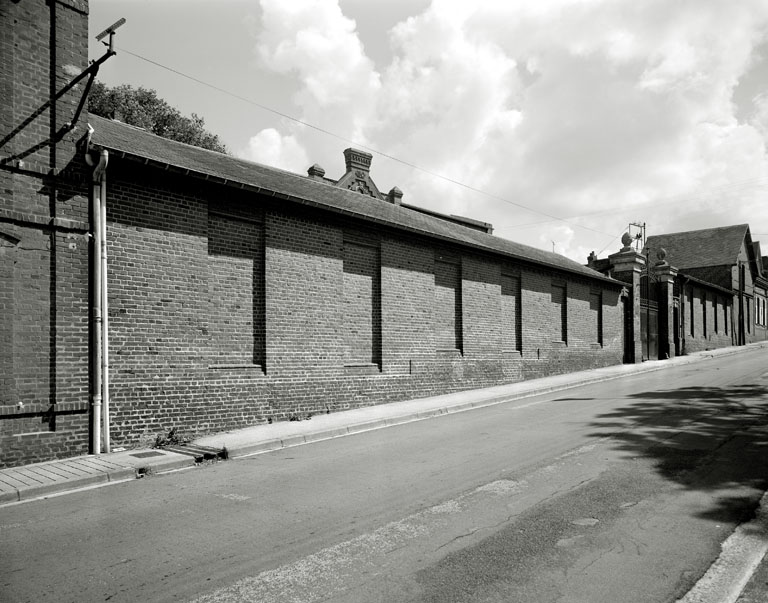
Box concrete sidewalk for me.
[0,448,194,505]
[1,343,763,507]
[192,344,753,456]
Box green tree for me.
[87,81,228,154]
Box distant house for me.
[645,225,768,353]
[586,224,768,362]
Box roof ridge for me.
[646,223,748,239]
[89,113,382,196]
[88,113,229,157]
[88,114,619,285]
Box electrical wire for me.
[117,47,617,240]
[597,232,624,256]
[110,47,768,251]
[495,175,768,232]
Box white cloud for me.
[254,0,381,154]
[246,0,768,261]
[750,92,768,139]
[241,128,309,173]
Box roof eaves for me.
[99,142,621,288]
[678,272,734,295]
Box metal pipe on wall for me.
[680,277,689,356]
[91,177,102,455]
[100,158,110,453]
[85,126,108,454]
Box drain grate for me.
[162,444,227,462]
[129,451,166,458]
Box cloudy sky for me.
[89,0,768,263]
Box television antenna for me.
[95,17,126,53]
[628,222,646,251]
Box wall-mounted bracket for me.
[63,18,126,132]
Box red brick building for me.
[82,116,626,460]
[589,225,768,362]
[1,0,638,467]
[1,0,92,466]
[645,225,768,354]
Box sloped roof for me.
[644,224,750,270]
[753,242,764,278]
[87,114,617,285]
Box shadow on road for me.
[587,382,768,528]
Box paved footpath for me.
[2,343,767,602]
[1,345,762,507]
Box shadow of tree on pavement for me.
[587,382,768,528]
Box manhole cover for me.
[129,451,165,458]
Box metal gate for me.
[640,271,659,361]
[622,294,634,363]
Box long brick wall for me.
[680,284,734,354]
[90,159,626,451]
[0,0,630,467]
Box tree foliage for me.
[87,81,228,154]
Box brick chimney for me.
[388,187,403,205]
[307,163,326,181]
[343,148,372,174]
[336,148,380,198]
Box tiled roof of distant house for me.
[88,114,618,285]
[753,242,766,279]
[644,224,750,269]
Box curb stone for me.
[2,343,765,505]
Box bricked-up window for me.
[590,291,603,345]
[0,235,16,405]
[689,287,695,337]
[501,274,521,352]
[702,292,707,338]
[208,213,264,366]
[435,261,462,351]
[714,296,719,334]
[343,242,381,366]
[552,283,567,343]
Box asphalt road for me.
[2,347,768,603]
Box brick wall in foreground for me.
[0,0,91,467]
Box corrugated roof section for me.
[87,114,618,285]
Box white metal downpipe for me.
[90,168,103,455]
[85,125,109,454]
[100,160,110,453]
